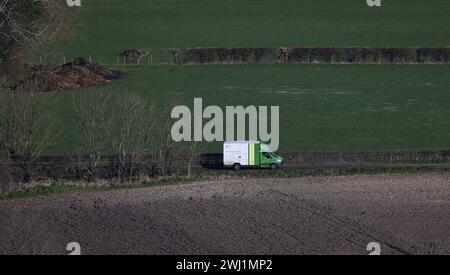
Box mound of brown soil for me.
[14,58,123,92]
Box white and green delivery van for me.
[223,141,284,170]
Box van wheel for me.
[270,164,279,170]
[233,163,241,170]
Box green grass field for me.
[28,0,450,154]
[57,0,450,64]
[46,64,450,154]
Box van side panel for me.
[223,142,249,166]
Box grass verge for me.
[1,167,449,201]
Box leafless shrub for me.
[430,48,449,63]
[277,47,291,63]
[0,148,11,192]
[167,48,180,64]
[186,48,216,64]
[216,48,232,63]
[230,48,253,63]
[359,48,372,64]
[72,90,114,182]
[118,49,152,65]
[319,48,334,64]
[287,48,308,63]
[178,47,450,65]
[309,48,320,63]
[185,141,199,178]
[0,89,58,184]
[151,100,183,177]
[0,0,75,49]
[254,48,267,63]
[111,94,155,183]
[0,0,76,77]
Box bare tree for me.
[186,141,199,178]
[0,140,16,193]
[111,94,155,183]
[0,143,10,192]
[0,0,76,78]
[0,89,57,184]
[152,101,183,177]
[167,48,180,64]
[72,90,113,182]
[0,89,12,189]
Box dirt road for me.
[0,173,449,255]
